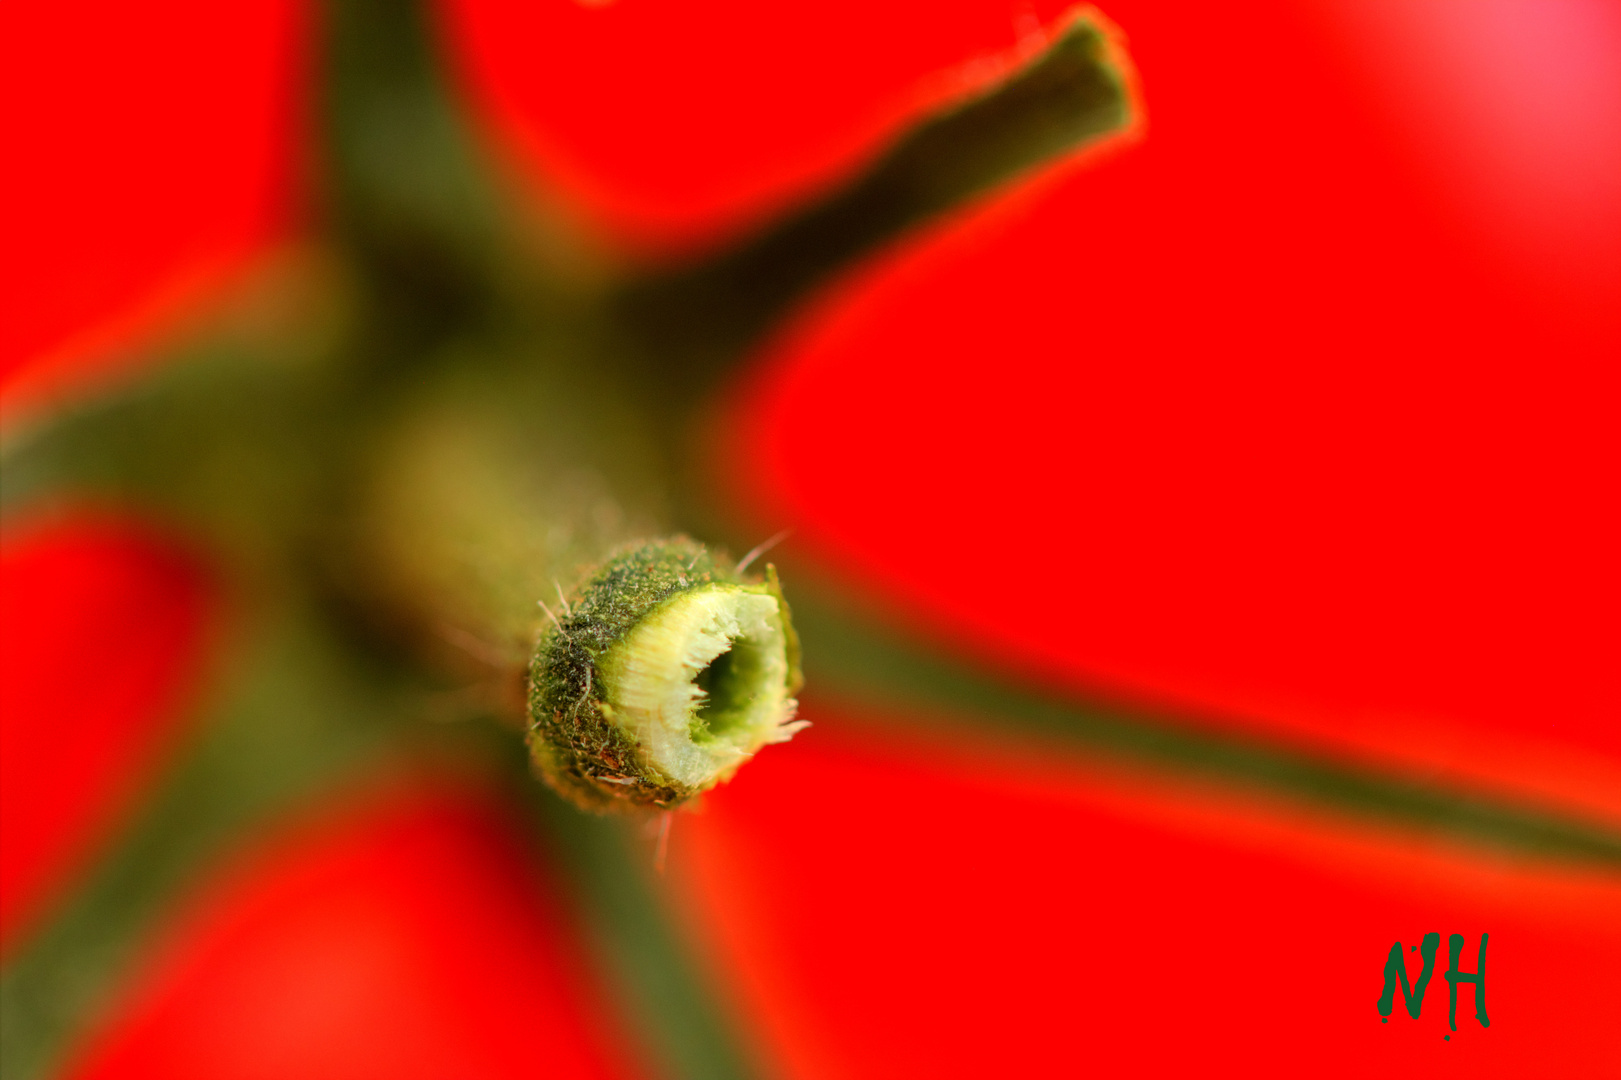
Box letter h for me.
[1444,933,1489,1030]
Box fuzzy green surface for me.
[526,537,803,811]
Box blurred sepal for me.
[710,0,1621,836]
[0,244,362,588]
[665,702,1621,1078]
[438,0,1132,259]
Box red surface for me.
[437,0,1088,254]
[0,0,304,421]
[730,0,1621,821]
[671,704,1621,1078]
[61,782,645,1080]
[0,513,214,953]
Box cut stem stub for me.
[527,537,806,811]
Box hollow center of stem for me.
[692,630,774,740]
[601,583,802,790]
[693,645,738,735]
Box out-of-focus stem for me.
[614,14,1135,423]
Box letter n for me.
[1445,933,1490,1030]
[1377,932,1439,1019]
